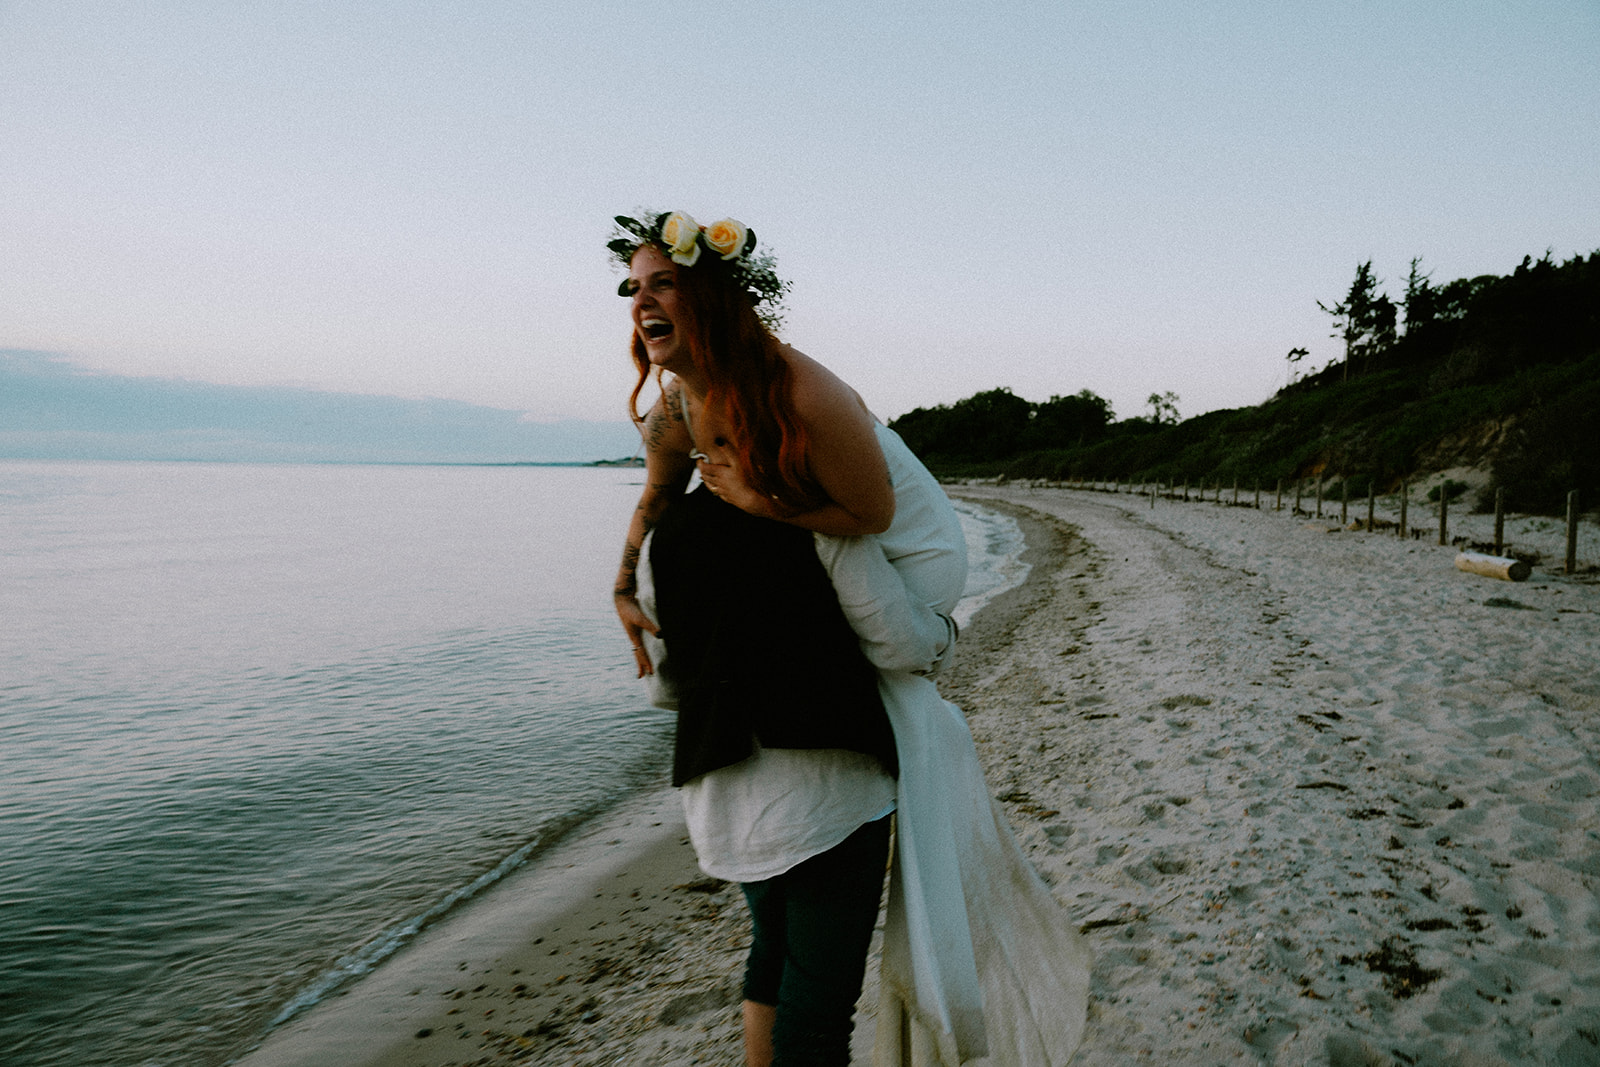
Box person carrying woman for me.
[608,211,1090,1067]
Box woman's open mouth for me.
[641,317,673,341]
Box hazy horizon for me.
[0,349,642,465]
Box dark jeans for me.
[741,814,892,1067]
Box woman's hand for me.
[695,456,778,518]
[615,592,660,677]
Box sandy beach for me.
[237,486,1599,1067]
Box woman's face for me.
[626,245,688,373]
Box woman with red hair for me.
[608,212,1088,1067]
[610,211,908,1067]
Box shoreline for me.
[230,503,1063,1067]
[235,486,1599,1066]
[229,786,715,1066]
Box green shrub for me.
[1484,369,1600,514]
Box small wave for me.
[261,802,605,1033]
[952,499,1030,629]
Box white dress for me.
[638,424,1090,1066]
[813,424,1091,1067]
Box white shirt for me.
[679,742,895,882]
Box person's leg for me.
[742,1000,777,1067]
[770,815,892,1066]
[741,878,785,1067]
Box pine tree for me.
[1318,261,1384,382]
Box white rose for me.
[660,212,702,266]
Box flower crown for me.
[608,210,790,331]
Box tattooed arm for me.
[615,381,695,676]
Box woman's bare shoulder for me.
[779,346,893,530]
[781,346,876,426]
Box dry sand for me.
[236,487,1599,1067]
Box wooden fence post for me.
[1232,478,1239,506]
[1438,485,1449,546]
[1254,480,1261,510]
[1398,479,1408,538]
[1294,479,1302,515]
[1341,480,1349,526]
[1568,490,1581,574]
[1315,478,1323,519]
[1366,483,1375,532]
[1494,487,1505,555]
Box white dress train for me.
[813,424,1091,1067]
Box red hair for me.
[626,257,828,515]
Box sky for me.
[4,0,1598,435]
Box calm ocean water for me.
[0,460,1022,1067]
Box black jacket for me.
[650,485,895,787]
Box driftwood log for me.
[1455,551,1532,582]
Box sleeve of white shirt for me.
[634,531,678,710]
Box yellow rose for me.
[660,211,702,266]
[703,218,749,261]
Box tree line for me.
[888,250,1600,514]
[1296,250,1600,389]
[890,388,1115,467]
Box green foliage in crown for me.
[608,210,790,332]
